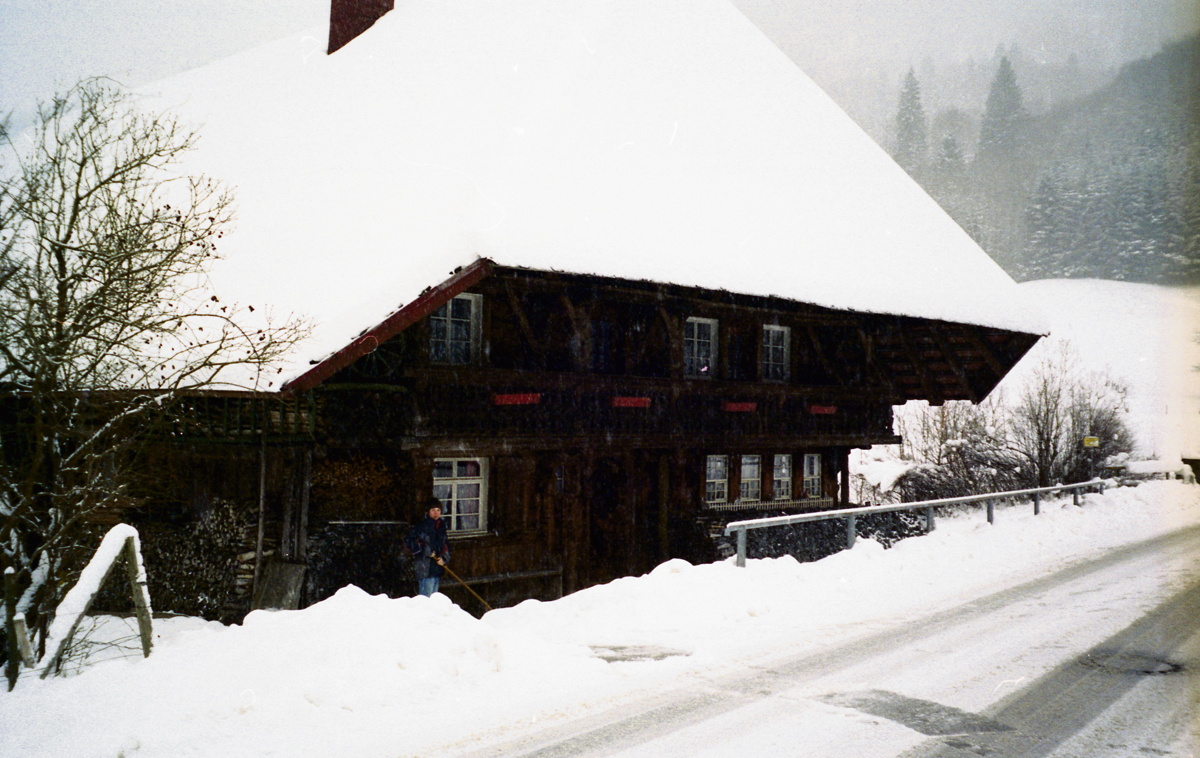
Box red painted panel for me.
[611,396,652,408]
[721,401,757,413]
[809,405,838,414]
[492,393,542,406]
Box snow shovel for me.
[437,558,493,612]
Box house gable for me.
[283,259,494,392]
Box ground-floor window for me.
[803,453,822,498]
[432,457,488,534]
[773,454,793,500]
[702,451,829,508]
[739,455,761,501]
[705,455,728,504]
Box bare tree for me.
[1006,341,1131,486]
[888,341,1133,500]
[892,397,1023,501]
[0,80,308,667]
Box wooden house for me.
[128,0,1047,617]
[225,258,1034,611]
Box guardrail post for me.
[924,506,935,532]
[1073,488,1080,506]
[1099,480,1105,495]
[1033,492,1040,515]
[736,528,747,568]
[846,514,857,549]
[986,499,995,524]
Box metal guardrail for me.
[724,479,1108,567]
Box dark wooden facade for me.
[145,259,1039,616]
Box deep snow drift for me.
[2,482,1197,757]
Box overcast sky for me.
[2,0,1196,122]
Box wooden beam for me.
[504,280,544,367]
[963,326,1008,379]
[897,329,942,404]
[660,303,684,378]
[839,448,851,507]
[856,328,898,395]
[928,325,979,403]
[805,325,844,384]
[558,292,592,371]
[657,453,670,564]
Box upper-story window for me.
[430,293,481,364]
[684,317,718,378]
[762,324,790,381]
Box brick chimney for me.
[328,0,395,55]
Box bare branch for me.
[0,79,309,653]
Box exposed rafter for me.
[856,328,898,397]
[897,329,941,404]
[963,326,1008,380]
[929,325,979,403]
[805,325,844,385]
[504,280,544,367]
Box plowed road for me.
[460,525,1200,757]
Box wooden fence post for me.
[123,537,154,658]
[40,525,154,679]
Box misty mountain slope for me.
[1008,37,1199,283]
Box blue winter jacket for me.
[406,516,450,580]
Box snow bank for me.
[1009,280,1200,461]
[1124,458,1188,476]
[3,481,1197,757]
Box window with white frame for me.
[802,454,822,499]
[705,455,728,503]
[429,293,481,365]
[761,325,790,381]
[684,317,718,378]
[739,455,761,501]
[432,457,488,533]
[773,454,793,500]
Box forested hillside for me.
[885,36,1199,284]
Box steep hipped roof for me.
[146,0,1046,388]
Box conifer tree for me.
[891,69,929,176]
[977,56,1027,164]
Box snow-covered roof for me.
[144,0,1046,388]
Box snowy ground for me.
[2,481,1197,757]
[1012,279,1200,461]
